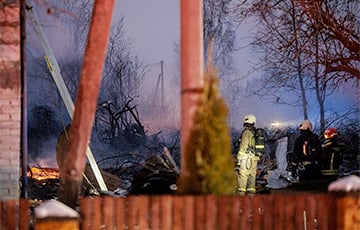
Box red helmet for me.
[324,128,338,139]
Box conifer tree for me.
[177,67,237,194]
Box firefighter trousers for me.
[236,157,258,194]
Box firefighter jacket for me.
[293,129,322,164]
[322,137,343,170]
[237,126,257,161]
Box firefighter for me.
[290,120,322,182]
[235,114,260,195]
[321,128,343,176]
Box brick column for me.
[0,1,21,199]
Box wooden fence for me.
[79,194,338,230]
[0,199,29,230]
[1,194,359,229]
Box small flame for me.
[28,167,60,181]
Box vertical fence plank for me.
[229,195,240,230]
[184,196,195,230]
[138,196,149,230]
[150,195,161,230]
[323,194,337,230]
[295,194,306,229]
[313,194,323,230]
[304,194,316,230]
[238,196,246,230]
[3,199,17,230]
[252,195,264,230]
[218,195,231,230]
[239,196,255,230]
[19,199,30,230]
[205,195,217,230]
[79,197,91,230]
[263,194,275,230]
[273,194,285,230]
[161,195,173,230]
[116,197,126,230]
[93,197,102,229]
[128,196,138,230]
[103,196,114,230]
[283,195,297,230]
[195,195,206,230]
[173,195,185,230]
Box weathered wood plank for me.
[273,194,285,230]
[295,194,306,229]
[138,196,149,230]
[161,195,173,230]
[252,195,264,230]
[93,197,102,229]
[19,199,30,230]
[218,195,231,230]
[79,197,91,230]
[103,196,114,230]
[195,195,206,230]
[150,195,161,230]
[184,195,195,230]
[262,195,274,230]
[205,195,217,230]
[283,195,296,230]
[229,195,240,230]
[116,197,126,230]
[3,199,17,230]
[173,195,184,230]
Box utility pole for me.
[153,60,165,111]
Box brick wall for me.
[0,1,21,199]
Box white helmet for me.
[299,119,312,131]
[243,114,256,125]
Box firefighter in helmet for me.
[235,114,259,195]
[321,128,343,176]
[291,119,322,182]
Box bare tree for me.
[242,1,312,119]
[232,0,359,130]
[94,18,146,147]
[203,0,238,77]
[295,0,360,79]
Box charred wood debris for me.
[24,127,359,204]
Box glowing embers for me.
[27,167,60,181]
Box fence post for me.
[33,199,79,230]
[336,194,360,230]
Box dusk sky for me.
[114,1,359,129]
[26,0,359,130]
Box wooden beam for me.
[58,0,114,209]
[180,0,204,179]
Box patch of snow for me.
[34,199,79,219]
[328,175,360,192]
